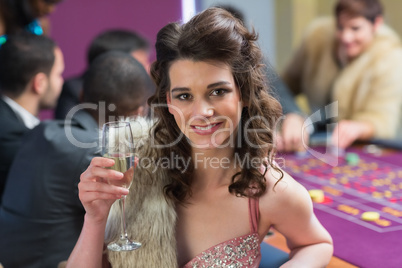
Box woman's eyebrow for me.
[207,81,231,89]
[171,81,231,93]
[171,87,190,93]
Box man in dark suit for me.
[0,51,155,268]
[0,32,64,199]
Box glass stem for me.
[119,195,128,240]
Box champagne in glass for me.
[102,121,141,251]
[107,155,134,189]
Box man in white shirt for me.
[0,32,64,200]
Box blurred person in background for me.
[55,29,151,120]
[0,51,154,268]
[282,0,402,149]
[0,0,62,41]
[0,32,64,201]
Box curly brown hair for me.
[148,7,283,203]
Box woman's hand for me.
[78,157,129,224]
[67,157,129,268]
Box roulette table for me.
[279,141,402,268]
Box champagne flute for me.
[102,121,141,251]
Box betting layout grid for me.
[280,147,402,233]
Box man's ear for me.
[32,72,48,95]
[374,16,384,32]
[133,106,145,117]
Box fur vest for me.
[105,119,178,268]
[283,17,402,138]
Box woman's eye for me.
[211,89,227,96]
[177,93,191,100]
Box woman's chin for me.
[188,139,233,151]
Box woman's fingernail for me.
[122,188,129,194]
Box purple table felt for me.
[279,146,402,268]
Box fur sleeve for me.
[281,17,335,97]
[104,118,178,268]
[350,48,402,138]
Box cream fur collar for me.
[104,118,178,268]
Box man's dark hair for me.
[83,51,155,121]
[87,29,150,64]
[0,32,56,97]
[335,0,383,23]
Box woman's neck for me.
[190,146,239,190]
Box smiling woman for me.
[167,60,242,150]
[66,7,333,268]
[148,12,283,204]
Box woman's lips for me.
[190,122,223,135]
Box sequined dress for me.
[182,198,261,268]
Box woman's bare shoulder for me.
[259,165,312,223]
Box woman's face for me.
[336,13,379,59]
[167,59,243,150]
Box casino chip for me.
[309,189,324,203]
[345,153,359,166]
[361,211,380,221]
[363,144,383,156]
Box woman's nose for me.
[192,99,214,118]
